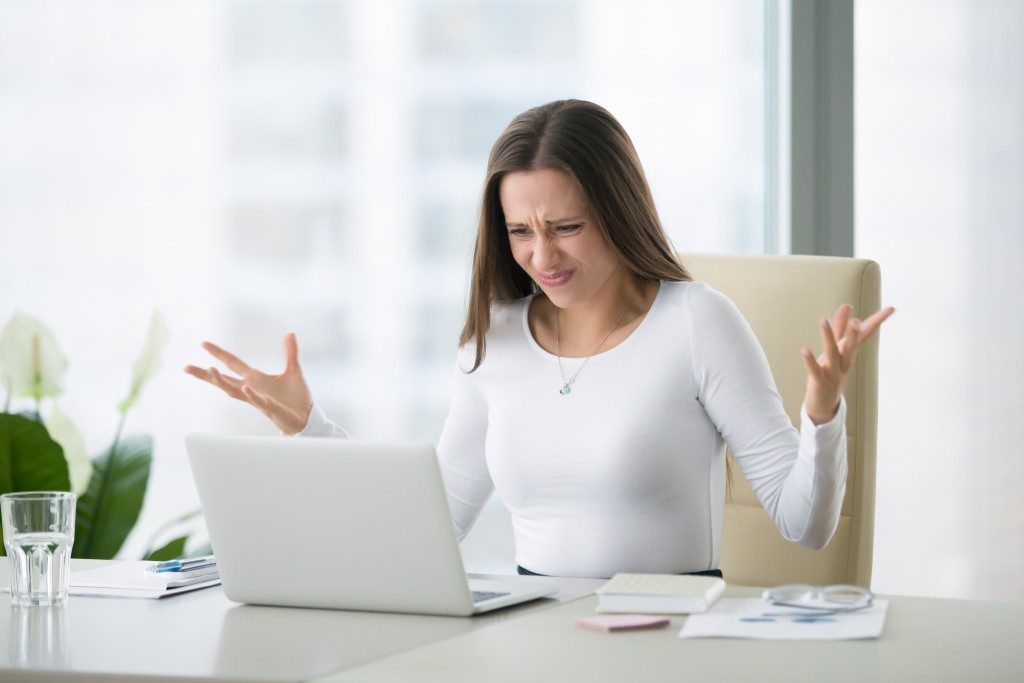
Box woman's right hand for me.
[184,333,313,435]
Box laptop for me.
[184,434,557,616]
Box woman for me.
[186,99,895,580]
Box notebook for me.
[67,561,222,599]
[595,573,727,614]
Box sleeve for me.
[435,345,494,542]
[686,283,848,551]
[291,402,350,438]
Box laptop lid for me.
[186,434,478,616]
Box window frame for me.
[766,0,854,257]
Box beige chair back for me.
[680,253,880,589]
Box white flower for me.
[44,403,92,495]
[0,312,69,400]
[118,310,170,414]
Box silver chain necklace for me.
[555,278,642,396]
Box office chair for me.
[680,253,880,589]
[459,253,881,589]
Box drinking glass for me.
[1,492,77,606]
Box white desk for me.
[0,559,602,682]
[2,560,1022,682]
[316,588,1024,683]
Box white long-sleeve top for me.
[297,280,848,579]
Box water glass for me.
[1,492,77,606]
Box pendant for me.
[559,383,572,395]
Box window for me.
[855,0,1024,602]
[0,0,769,559]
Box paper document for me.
[67,580,221,599]
[68,561,221,599]
[678,598,888,640]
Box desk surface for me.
[316,588,1024,683]
[2,560,1022,682]
[0,559,603,682]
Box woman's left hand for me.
[802,304,896,425]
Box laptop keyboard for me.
[471,590,510,604]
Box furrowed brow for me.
[505,217,584,228]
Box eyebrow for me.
[505,218,585,228]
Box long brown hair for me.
[459,99,690,361]
[458,99,735,498]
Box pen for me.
[150,562,217,574]
[151,555,216,571]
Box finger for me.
[821,318,842,369]
[843,316,859,348]
[193,365,247,402]
[209,367,244,388]
[242,385,296,429]
[832,304,853,340]
[184,365,211,381]
[284,332,300,373]
[839,318,859,371]
[186,364,244,389]
[209,367,248,401]
[801,346,823,382]
[856,306,896,341]
[201,341,253,376]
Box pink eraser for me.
[574,614,671,633]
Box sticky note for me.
[575,614,671,632]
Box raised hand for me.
[801,304,896,425]
[184,333,313,435]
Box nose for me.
[531,232,562,272]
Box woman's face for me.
[499,168,625,309]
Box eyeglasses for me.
[761,583,874,617]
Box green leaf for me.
[143,534,189,562]
[140,507,202,557]
[73,435,152,559]
[0,413,73,553]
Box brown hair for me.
[458,99,736,499]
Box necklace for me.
[555,278,643,396]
